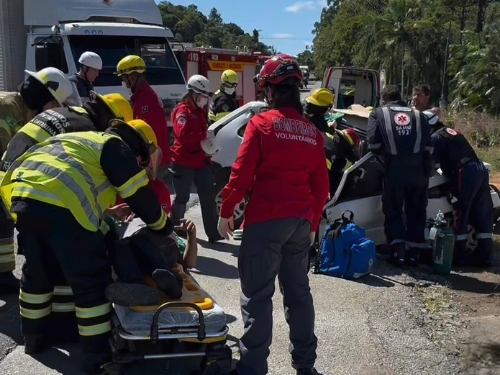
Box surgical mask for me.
[197,97,209,108]
[121,82,132,96]
[224,87,235,95]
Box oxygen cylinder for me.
[429,211,455,275]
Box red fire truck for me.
[173,45,259,106]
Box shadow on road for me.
[197,239,240,255]
[0,292,22,345]
[30,345,83,375]
[194,255,239,279]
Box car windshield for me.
[69,35,185,87]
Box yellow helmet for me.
[93,92,133,121]
[116,55,146,76]
[306,88,334,108]
[221,69,239,87]
[126,119,158,147]
[109,119,158,166]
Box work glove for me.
[218,216,234,240]
[310,232,316,246]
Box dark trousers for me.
[13,199,112,355]
[0,198,15,273]
[108,233,175,284]
[382,156,429,248]
[236,218,317,375]
[170,162,219,238]
[452,161,493,265]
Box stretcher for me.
[103,219,233,375]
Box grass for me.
[417,284,451,313]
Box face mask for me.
[197,97,209,108]
[121,82,132,96]
[224,87,235,95]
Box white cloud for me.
[272,33,294,39]
[285,1,316,13]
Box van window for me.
[34,37,68,73]
[68,35,185,87]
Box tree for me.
[156,2,272,52]
[311,0,500,114]
[297,50,315,71]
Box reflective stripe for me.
[75,302,112,319]
[390,239,405,245]
[0,243,14,254]
[18,123,51,143]
[435,163,441,168]
[381,107,397,155]
[0,254,15,263]
[456,234,468,241]
[326,158,332,170]
[52,302,76,312]
[20,305,52,319]
[413,109,422,153]
[148,210,167,231]
[16,159,101,229]
[20,291,53,304]
[426,146,434,153]
[368,142,381,149]
[78,321,111,336]
[476,233,493,239]
[115,171,149,199]
[53,286,73,296]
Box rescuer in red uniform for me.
[170,74,221,242]
[116,55,171,180]
[218,54,329,375]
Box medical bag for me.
[314,210,376,279]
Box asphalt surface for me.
[0,82,463,374]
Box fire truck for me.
[173,45,259,106]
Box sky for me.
[155,0,328,55]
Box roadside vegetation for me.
[307,0,500,171]
[157,2,275,53]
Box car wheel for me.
[214,172,246,230]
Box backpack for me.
[314,211,376,279]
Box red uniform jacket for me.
[116,178,172,214]
[131,81,170,166]
[170,101,209,169]
[220,107,330,230]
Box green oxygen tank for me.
[429,211,455,275]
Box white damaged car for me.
[206,101,500,250]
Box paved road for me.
[0,82,463,374]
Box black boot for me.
[152,269,183,299]
[105,283,164,306]
[406,247,421,266]
[389,242,407,267]
[24,334,50,355]
[297,368,323,375]
[208,235,224,243]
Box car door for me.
[323,152,387,245]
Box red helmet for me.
[341,128,361,147]
[256,54,302,88]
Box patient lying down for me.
[105,218,198,307]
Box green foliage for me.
[157,2,273,53]
[312,0,500,115]
[297,50,315,71]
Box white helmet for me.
[78,51,103,70]
[200,130,220,155]
[186,74,213,97]
[25,67,75,106]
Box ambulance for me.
[173,46,258,106]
